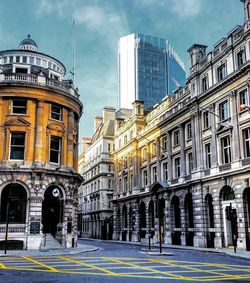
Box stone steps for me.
[40,235,62,250]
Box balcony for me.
[0,73,79,98]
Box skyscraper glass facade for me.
[119,33,186,109]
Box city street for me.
[0,240,249,282]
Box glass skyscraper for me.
[118,33,186,109]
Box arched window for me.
[0,184,27,223]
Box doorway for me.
[42,186,63,236]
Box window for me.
[108,143,111,152]
[161,136,167,151]
[22,56,27,63]
[108,179,112,189]
[187,152,193,174]
[10,132,25,160]
[50,136,61,163]
[163,162,168,181]
[239,89,248,108]
[152,166,157,182]
[3,57,7,64]
[186,123,192,140]
[151,142,156,156]
[237,50,245,67]
[217,63,226,81]
[15,67,28,74]
[124,176,128,191]
[202,76,208,92]
[130,174,133,188]
[9,56,13,63]
[143,170,148,186]
[142,147,147,161]
[51,104,62,120]
[12,99,27,114]
[219,100,229,121]
[36,58,41,65]
[221,136,231,164]
[173,130,180,146]
[30,57,34,64]
[108,165,111,172]
[205,143,212,168]
[15,56,20,63]
[203,111,210,129]
[174,157,181,178]
[124,135,127,144]
[243,128,250,158]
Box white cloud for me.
[137,0,205,18]
[36,0,70,17]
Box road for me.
[0,239,249,282]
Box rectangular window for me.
[202,76,208,92]
[186,123,192,140]
[15,56,20,63]
[203,111,210,129]
[161,136,167,151]
[219,100,229,121]
[124,176,128,191]
[239,89,248,108]
[205,143,211,168]
[221,136,231,164]
[237,50,245,67]
[50,136,61,163]
[3,57,7,64]
[142,147,147,161]
[173,130,180,146]
[9,56,13,63]
[51,104,62,120]
[243,128,250,158]
[152,166,157,182]
[22,56,27,63]
[30,57,34,64]
[174,157,181,178]
[217,63,226,81]
[163,162,168,181]
[108,179,112,189]
[12,99,27,114]
[151,142,156,156]
[187,152,193,174]
[10,132,25,160]
[143,170,148,186]
[108,143,111,151]
[36,58,41,65]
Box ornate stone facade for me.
[0,36,82,249]
[112,1,250,251]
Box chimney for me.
[187,44,207,67]
[94,116,103,132]
[82,137,92,153]
[103,106,116,123]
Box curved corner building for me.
[0,35,83,250]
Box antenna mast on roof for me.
[71,19,76,86]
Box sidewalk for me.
[80,238,250,260]
[0,243,98,257]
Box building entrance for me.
[42,186,63,236]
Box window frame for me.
[49,136,61,164]
[243,128,250,158]
[51,104,62,121]
[205,143,212,169]
[219,100,229,121]
[12,99,27,115]
[217,63,227,82]
[10,132,26,160]
[173,129,180,146]
[221,136,231,164]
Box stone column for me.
[146,143,151,184]
[180,125,186,177]
[230,91,240,162]
[156,138,161,180]
[213,193,223,249]
[180,198,186,246]
[210,104,218,167]
[167,131,173,180]
[67,110,74,169]
[164,193,171,244]
[193,111,202,171]
[132,202,139,241]
[34,100,44,165]
[192,184,206,247]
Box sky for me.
[0,0,243,145]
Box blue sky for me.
[0,0,243,142]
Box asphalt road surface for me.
[0,239,249,282]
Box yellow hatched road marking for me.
[101,257,190,280]
[149,258,242,280]
[22,256,59,272]
[58,256,116,275]
[0,262,7,269]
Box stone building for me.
[78,107,115,239]
[0,35,83,249]
[112,0,250,251]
